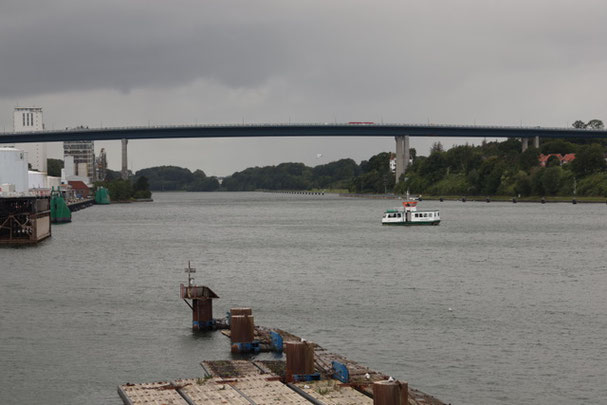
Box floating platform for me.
[118,327,446,405]
[68,198,95,211]
[0,196,51,244]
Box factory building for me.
[95,148,108,181]
[63,140,95,181]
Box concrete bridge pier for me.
[522,138,529,152]
[533,136,540,149]
[121,138,128,180]
[395,135,410,182]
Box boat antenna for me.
[185,261,196,287]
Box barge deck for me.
[118,326,446,405]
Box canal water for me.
[1,192,606,404]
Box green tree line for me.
[221,159,359,191]
[395,119,607,197]
[134,166,220,191]
[52,119,607,197]
[93,176,152,201]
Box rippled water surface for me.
[1,192,606,404]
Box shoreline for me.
[338,193,607,204]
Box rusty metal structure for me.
[373,380,409,405]
[285,341,318,382]
[230,315,254,344]
[180,261,219,331]
[230,307,252,316]
[0,196,51,244]
[229,308,261,354]
[125,291,448,405]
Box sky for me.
[1,0,606,176]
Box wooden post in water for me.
[373,380,408,405]
[285,341,315,381]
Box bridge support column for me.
[121,138,128,180]
[533,136,540,149]
[522,138,529,152]
[395,135,410,182]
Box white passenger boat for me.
[381,201,440,226]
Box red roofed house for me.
[68,180,90,198]
[561,153,576,165]
[539,153,576,167]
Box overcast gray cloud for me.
[1,0,607,175]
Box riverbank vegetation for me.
[218,120,606,197]
[134,166,220,191]
[93,176,152,201]
[221,159,359,191]
[95,165,219,200]
[395,124,606,198]
[93,119,607,198]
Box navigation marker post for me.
[180,261,219,331]
[185,260,196,287]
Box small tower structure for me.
[12,107,47,173]
[180,261,219,331]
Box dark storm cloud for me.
[2,0,607,103]
[2,0,607,174]
[0,0,296,97]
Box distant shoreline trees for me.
[394,120,606,197]
[90,119,607,198]
[134,166,220,191]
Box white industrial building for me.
[62,155,90,184]
[28,171,48,189]
[12,107,47,173]
[64,140,95,180]
[0,147,29,193]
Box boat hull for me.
[382,220,440,226]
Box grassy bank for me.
[421,195,607,203]
[339,193,607,203]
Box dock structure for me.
[0,196,51,244]
[118,274,446,405]
[119,326,446,405]
[118,381,189,405]
[67,198,94,211]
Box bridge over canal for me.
[2,123,606,180]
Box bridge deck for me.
[2,123,606,143]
